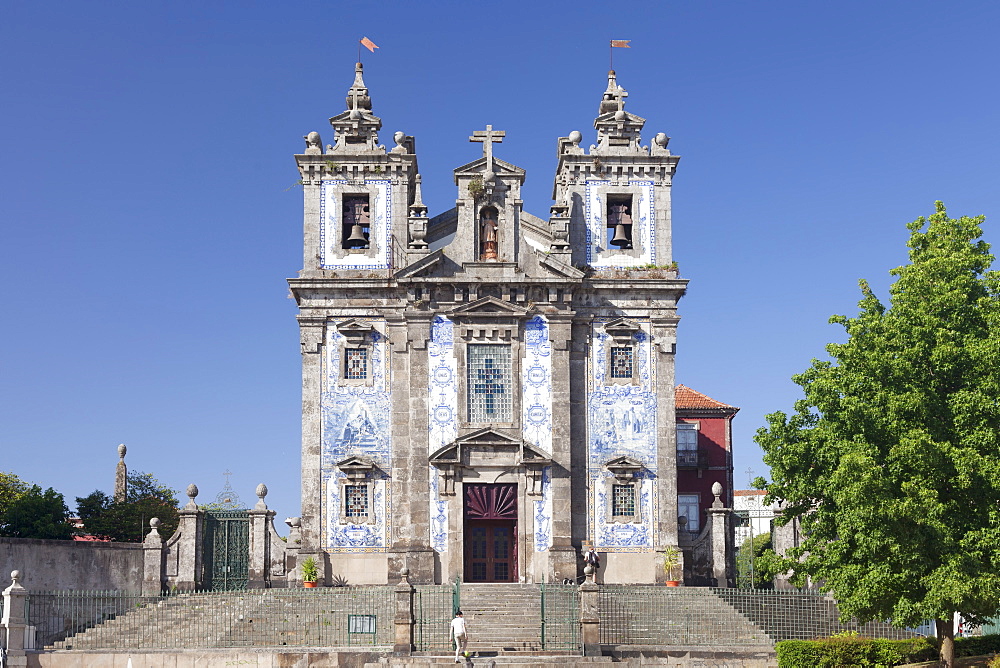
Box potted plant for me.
[663,546,682,586]
[300,556,319,588]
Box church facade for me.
[289,64,727,585]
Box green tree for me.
[755,203,1000,667]
[0,471,31,514]
[736,531,774,589]
[76,471,179,542]
[0,485,73,539]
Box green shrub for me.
[955,633,1000,658]
[777,636,936,667]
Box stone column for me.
[248,484,271,589]
[2,570,28,667]
[579,567,600,657]
[707,481,733,588]
[142,519,165,595]
[393,568,415,654]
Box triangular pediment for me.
[606,455,643,469]
[595,110,646,126]
[336,319,376,343]
[604,318,641,339]
[453,157,525,178]
[429,429,552,469]
[457,427,522,448]
[449,297,530,318]
[336,455,377,470]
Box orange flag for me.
[610,39,631,48]
[360,37,379,53]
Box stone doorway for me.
[463,483,517,582]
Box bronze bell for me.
[611,223,631,248]
[346,223,368,246]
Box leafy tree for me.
[755,203,1000,667]
[0,471,30,514]
[736,531,774,589]
[76,471,179,542]
[0,485,73,539]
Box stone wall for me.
[0,538,142,591]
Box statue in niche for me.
[480,206,499,260]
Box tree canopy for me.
[0,471,31,515]
[76,470,179,542]
[0,484,73,539]
[755,203,1000,667]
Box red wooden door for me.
[463,484,517,583]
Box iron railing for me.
[25,587,396,650]
[540,583,580,651]
[598,586,920,646]
[415,584,454,652]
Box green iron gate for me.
[541,582,580,651]
[203,510,249,591]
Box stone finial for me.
[304,131,323,155]
[399,566,410,584]
[711,481,724,509]
[255,483,268,510]
[11,569,21,583]
[185,483,199,510]
[568,130,582,147]
[678,515,688,531]
[345,62,372,112]
[5,569,25,593]
[150,517,160,529]
[284,517,302,528]
[391,131,409,154]
[118,443,127,459]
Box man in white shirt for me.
[451,610,467,662]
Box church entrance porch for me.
[463,483,518,583]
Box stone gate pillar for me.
[708,481,734,587]
[2,570,28,667]
[142,518,165,595]
[248,483,272,589]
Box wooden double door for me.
[463,483,517,583]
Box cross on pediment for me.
[469,125,505,171]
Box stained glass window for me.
[467,344,512,423]
[345,485,368,519]
[610,346,633,379]
[612,483,636,517]
[345,348,368,380]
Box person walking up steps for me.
[451,610,468,662]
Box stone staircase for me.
[455,584,578,654]
[48,589,396,650]
[598,587,770,646]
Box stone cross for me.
[469,125,505,172]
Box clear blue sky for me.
[3,1,998,525]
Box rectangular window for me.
[344,348,368,380]
[678,494,700,532]
[676,423,699,466]
[610,346,634,379]
[606,195,633,249]
[467,344,513,423]
[342,195,371,249]
[344,485,368,519]
[612,483,636,518]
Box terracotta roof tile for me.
[675,384,738,410]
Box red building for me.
[675,384,739,535]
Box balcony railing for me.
[676,449,709,468]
